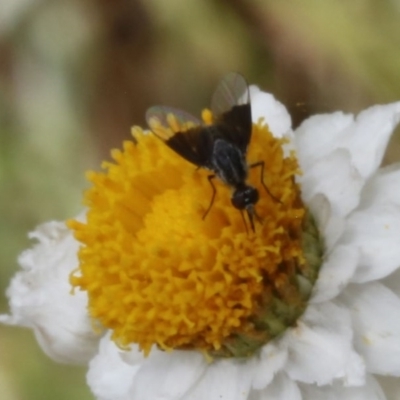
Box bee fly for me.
[146,72,279,232]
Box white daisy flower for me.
[2,74,400,400]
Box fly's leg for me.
[202,174,217,220]
[249,161,282,203]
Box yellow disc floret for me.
[69,114,321,357]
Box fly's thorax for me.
[231,184,259,210]
[211,138,247,186]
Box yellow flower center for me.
[68,112,322,357]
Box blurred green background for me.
[1,0,400,398]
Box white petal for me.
[340,103,400,179]
[299,374,385,400]
[341,282,400,375]
[87,334,140,400]
[295,112,355,172]
[284,302,365,385]
[130,350,206,400]
[182,359,254,400]
[358,164,400,210]
[295,103,400,179]
[341,204,400,282]
[251,373,301,400]
[263,373,302,400]
[299,149,364,217]
[0,220,98,364]
[311,245,359,303]
[308,194,345,252]
[252,342,288,389]
[249,86,292,137]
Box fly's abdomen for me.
[212,139,247,186]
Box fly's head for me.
[231,184,261,232]
[231,184,259,210]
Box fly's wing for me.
[210,72,252,153]
[146,106,212,167]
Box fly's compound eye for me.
[231,186,259,210]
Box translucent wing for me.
[146,106,212,167]
[146,106,201,140]
[211,72,250,118]
[210,73,252,153]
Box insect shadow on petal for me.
[146,72,280,232]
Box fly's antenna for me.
[239,210,249,234]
